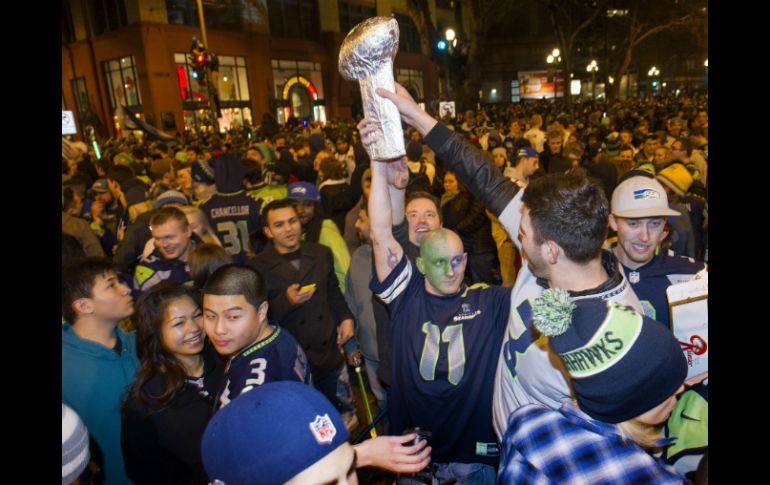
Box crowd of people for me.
[62,88,708,484]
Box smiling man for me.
[389,190,442,267]
[133,206,200,298]
[609,175,706,327]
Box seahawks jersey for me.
[202,191,262,263]
[491,190,644,439]
[371,256,510,466]
[133,248,194,299]
[216,324,309,410]
[617,248,705,328]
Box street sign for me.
[62,110,77,135]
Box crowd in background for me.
[61,92,708,485]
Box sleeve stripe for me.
[377,259,412,304]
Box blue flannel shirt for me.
[498,400,688,484]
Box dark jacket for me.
[319,180,355,234]
[121,346,224,485]
[289,153,318,183]
[441,190,496,254]
[114,209,155,281]
[424,123,518,218]
[349,144,371,202]
[249,242,353,380]
[538,146,562,174]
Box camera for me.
[403,427,432,447]
[397,428,434,485]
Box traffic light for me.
[189,37,209,85]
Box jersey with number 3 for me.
[371,256,510,466]
[216,324,309,410]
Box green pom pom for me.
[533,288,575,337]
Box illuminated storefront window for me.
[175,53,252,133]
[103,56,142,111]
[272,59,326,125]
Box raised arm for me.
[357,118,407,228]
[368,159,404,283]
[374,84,519,218]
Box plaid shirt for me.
[498,401,688,484]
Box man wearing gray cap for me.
[90,178,120,234]
[608,175,706,328]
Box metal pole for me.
[354,362,377,438]
[195,0,208,48]
[195,0,220,134]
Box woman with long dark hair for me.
[440,172,500,285]
[121,282,223,485]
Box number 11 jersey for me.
[371,256,511,466]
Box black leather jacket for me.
[424,123,520,217]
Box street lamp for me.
[586,59,598,100]
[647,66,660,96]
[546,48,561,101]
[439,28,458,99]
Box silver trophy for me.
[338,16,405,161]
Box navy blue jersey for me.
[202,191,262,263]
[216,324,309,410]
[370,256,511,466]
[620,248,705,328]
[133,248,194,299]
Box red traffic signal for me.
[196,52,207,65]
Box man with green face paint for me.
[416,229,468,296]
[362,127,513,483]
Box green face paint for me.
[418,230,466,296]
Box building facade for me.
[62,0,441,139]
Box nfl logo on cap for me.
[309,414,337,444]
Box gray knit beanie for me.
[62,404,90,484]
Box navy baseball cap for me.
[516,147,538,160]
[287,182,320,202]
[202,381,349,485]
